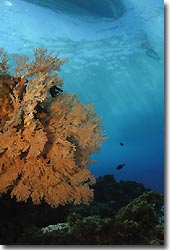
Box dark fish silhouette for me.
[116,163,125,170]
[120,142,124,146]
[146,48,160,61]
[50,85,63,97]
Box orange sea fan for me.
[0,48,105,207]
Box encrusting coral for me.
[0,48,105,207]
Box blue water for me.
[0,0,164,193]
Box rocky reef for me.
[0,174,164,245]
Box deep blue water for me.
[0,0,164,193]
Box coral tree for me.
[0,48,104,207]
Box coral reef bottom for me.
[0,174,164,245]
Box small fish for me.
[120,142,124,146]
[116,163,125,170]
[50,85,63,97]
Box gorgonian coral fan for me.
[0,48,104,207]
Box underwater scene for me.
[0,0,164,246]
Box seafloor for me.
[0,174,164,245]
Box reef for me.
[0,174,164,245]
[0,48,104,208]
[0,48,164,246]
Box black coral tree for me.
[0,48,105,207]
